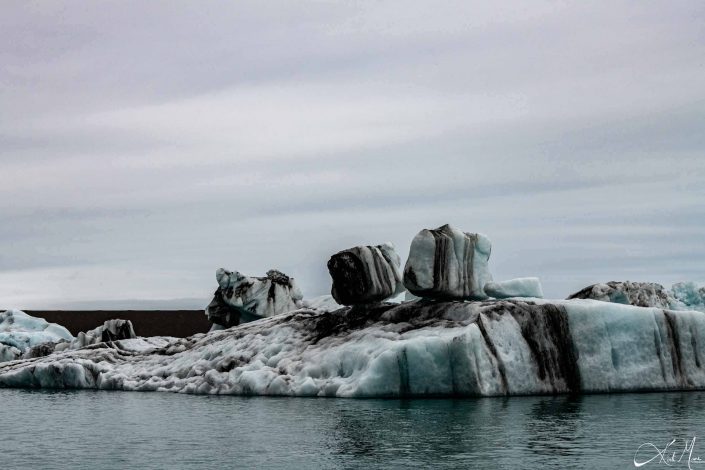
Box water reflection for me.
[524,396,584,457]
[2,389,705,469]
[328,393,705,468]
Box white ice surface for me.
[0,310,74,360]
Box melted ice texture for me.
[3,298,705,397]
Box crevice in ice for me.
[476,313,508,395]
[663,310,691,387]
[653,328,668,383]
[610,346,619,369]
[447,340,458,395]
[692,329,701,369]
[397,348,411,396]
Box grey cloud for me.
[1,1,704,308]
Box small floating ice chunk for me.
[484,277,543,299]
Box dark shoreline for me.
[19,310,210,337]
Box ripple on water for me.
[0,389,702,469]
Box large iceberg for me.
[1,222,703,398]
[2,298,705,396]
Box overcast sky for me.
[1,1,704,309]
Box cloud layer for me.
[1,1,704,308]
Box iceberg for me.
[1,224,702,398]
[567,281,672,308]
[484,277,544,299]
[327,243,404,305]
[670,282,705,312]
[3,298,705,397]
[0,311,141,362]
[0,309,74,362]
[568,280,705,313]
[206,268,303,328]
[403,224,493,301]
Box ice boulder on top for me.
[327,243,404,305]
[567,281,671,308]
[403,224,492,300]
[0,309,74,362]
[206,268,303,328]
[484,277,543,299]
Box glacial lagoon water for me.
[1,389,704,469]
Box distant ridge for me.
[20,309,209,337]
[34,298,209,311]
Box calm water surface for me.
[1,389,704,469]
